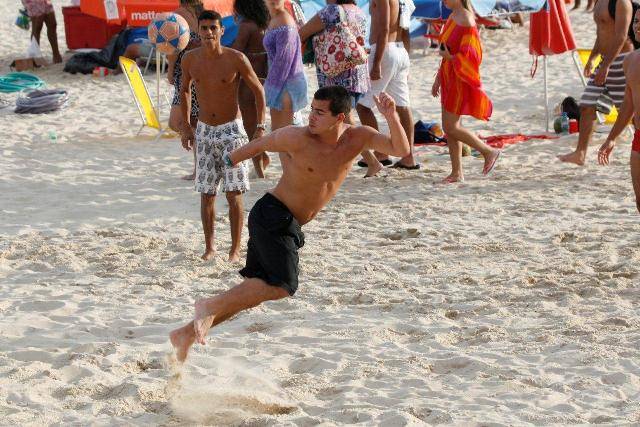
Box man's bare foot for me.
[482,150,501,175]
[441,174,464,184]
[557,151,586,166]
[228,250,241,263]
[181,172,195,181]
[364,160,384,178]
[194,299,216,345]
[53,54,63,64]
[170,324,195,363]
[201,249,215,261]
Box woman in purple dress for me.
[232,0,271,177]
[263,0,308,131]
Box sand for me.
[1,1,639,425]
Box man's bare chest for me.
[593,0,613,25]
[192,62,239,86]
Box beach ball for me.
[148,13,190,55]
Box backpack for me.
[561,96,580,122]
[414,120,447,145]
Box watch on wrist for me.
[256,123,267,131]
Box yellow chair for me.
[573,48,618,124]
[119,56,163,136]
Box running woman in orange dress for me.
[431,0,501,183]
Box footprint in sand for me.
[383,228,421,241]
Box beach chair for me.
[573,48,618,125]
[141,44,168,76]
[119,56,166,139]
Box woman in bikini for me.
[232,0,271,178]
[168,0,204,180]
[263,0,308,132]
[432,0,501,183]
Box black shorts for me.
[239,193,305,295]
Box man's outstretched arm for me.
[362,93,410,157]
[226,128,298,166]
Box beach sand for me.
[1,1,639,425]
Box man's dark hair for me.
[198,10,222,24]
[234,0,270,29]
[336,0,357,4]
[314,86,351,116]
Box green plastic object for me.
[0,72,45,93]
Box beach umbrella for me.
[529,0,576,131]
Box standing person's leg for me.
[200,193,216,260]
[170,278,289,361]
[356,103,385,177]
[239,82,267,178]
[356,44,396,176]
[393,106,418,168]
[386,44,418,169]
[221,121,251,262]
[270,91,294,130]
[442,108,464,182]
[357,105,389,163]
[194,123,220,261]
[170,105,197,180]
[225,191,244,262]
[632,151,640,213]
[30,15,45,46]
[169,106,183,132]
[43,11,62,63]
[558,105,598,165]
[442,109,501,176]
[345,93,380,177]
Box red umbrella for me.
[530,0,576,55]
[80,0,234,26]
[529,0,577,130]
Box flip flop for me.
[391,161,421,170]
[482,151,501,175]
[357,159,393,168]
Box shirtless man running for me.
[558,0,634,165]
[180,10,267,262]
[597,8,640,213]
[357,0,418,177]
[170,87,410,362]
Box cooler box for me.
[62,6,126,50]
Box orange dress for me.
[438,18,492,121]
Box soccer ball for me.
[148,13,190,55]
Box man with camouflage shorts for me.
[180,10,267,262]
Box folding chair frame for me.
[119,56,167,141]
